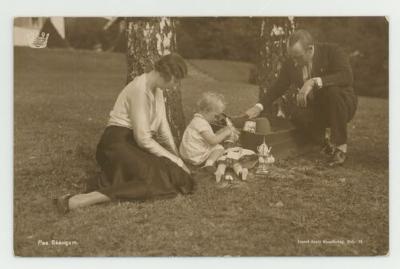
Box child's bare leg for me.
[215,162,227,183]
[68,191,110,210]
[241,168,249,180]
[232,162,249,180]
[204,145,225,166]
[205,150,224,167]
[232,162,243,176]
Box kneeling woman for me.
[55,53,194,213]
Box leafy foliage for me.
[176,17,388,97]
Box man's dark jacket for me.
[260,42,354,109]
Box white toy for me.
[256,137,275,175]
[215,147,255,182]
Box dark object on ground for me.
[211,112,315,159]
[240,124,313,159]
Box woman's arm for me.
[158,100,179,156]
[128,88,182,165]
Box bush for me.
[65,17,109,50]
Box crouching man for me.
[245,29,358,166]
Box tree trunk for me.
[257,17,296,101]
[255,17,317,157]
[125,17,186,146]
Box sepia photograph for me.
[13,16,388,257]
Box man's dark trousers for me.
[291,86,358,146]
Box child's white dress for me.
[179,113,224,165]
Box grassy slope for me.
[14,47,388,256]
[188,59,254,84]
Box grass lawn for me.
[188,59,254,84]
[14,47,388,256]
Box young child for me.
[179,92,237,169]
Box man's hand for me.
[296,79,315,107]
[245,105,262,119]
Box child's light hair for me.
[197,91,226,113]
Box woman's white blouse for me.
[107,73,180,164]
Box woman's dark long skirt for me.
[94,126,195,201]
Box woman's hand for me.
[176,157,191,174]
[181,163,191,175]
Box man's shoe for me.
[328,149,346,167]
[53,194,72,215]
[321,139,335,156]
